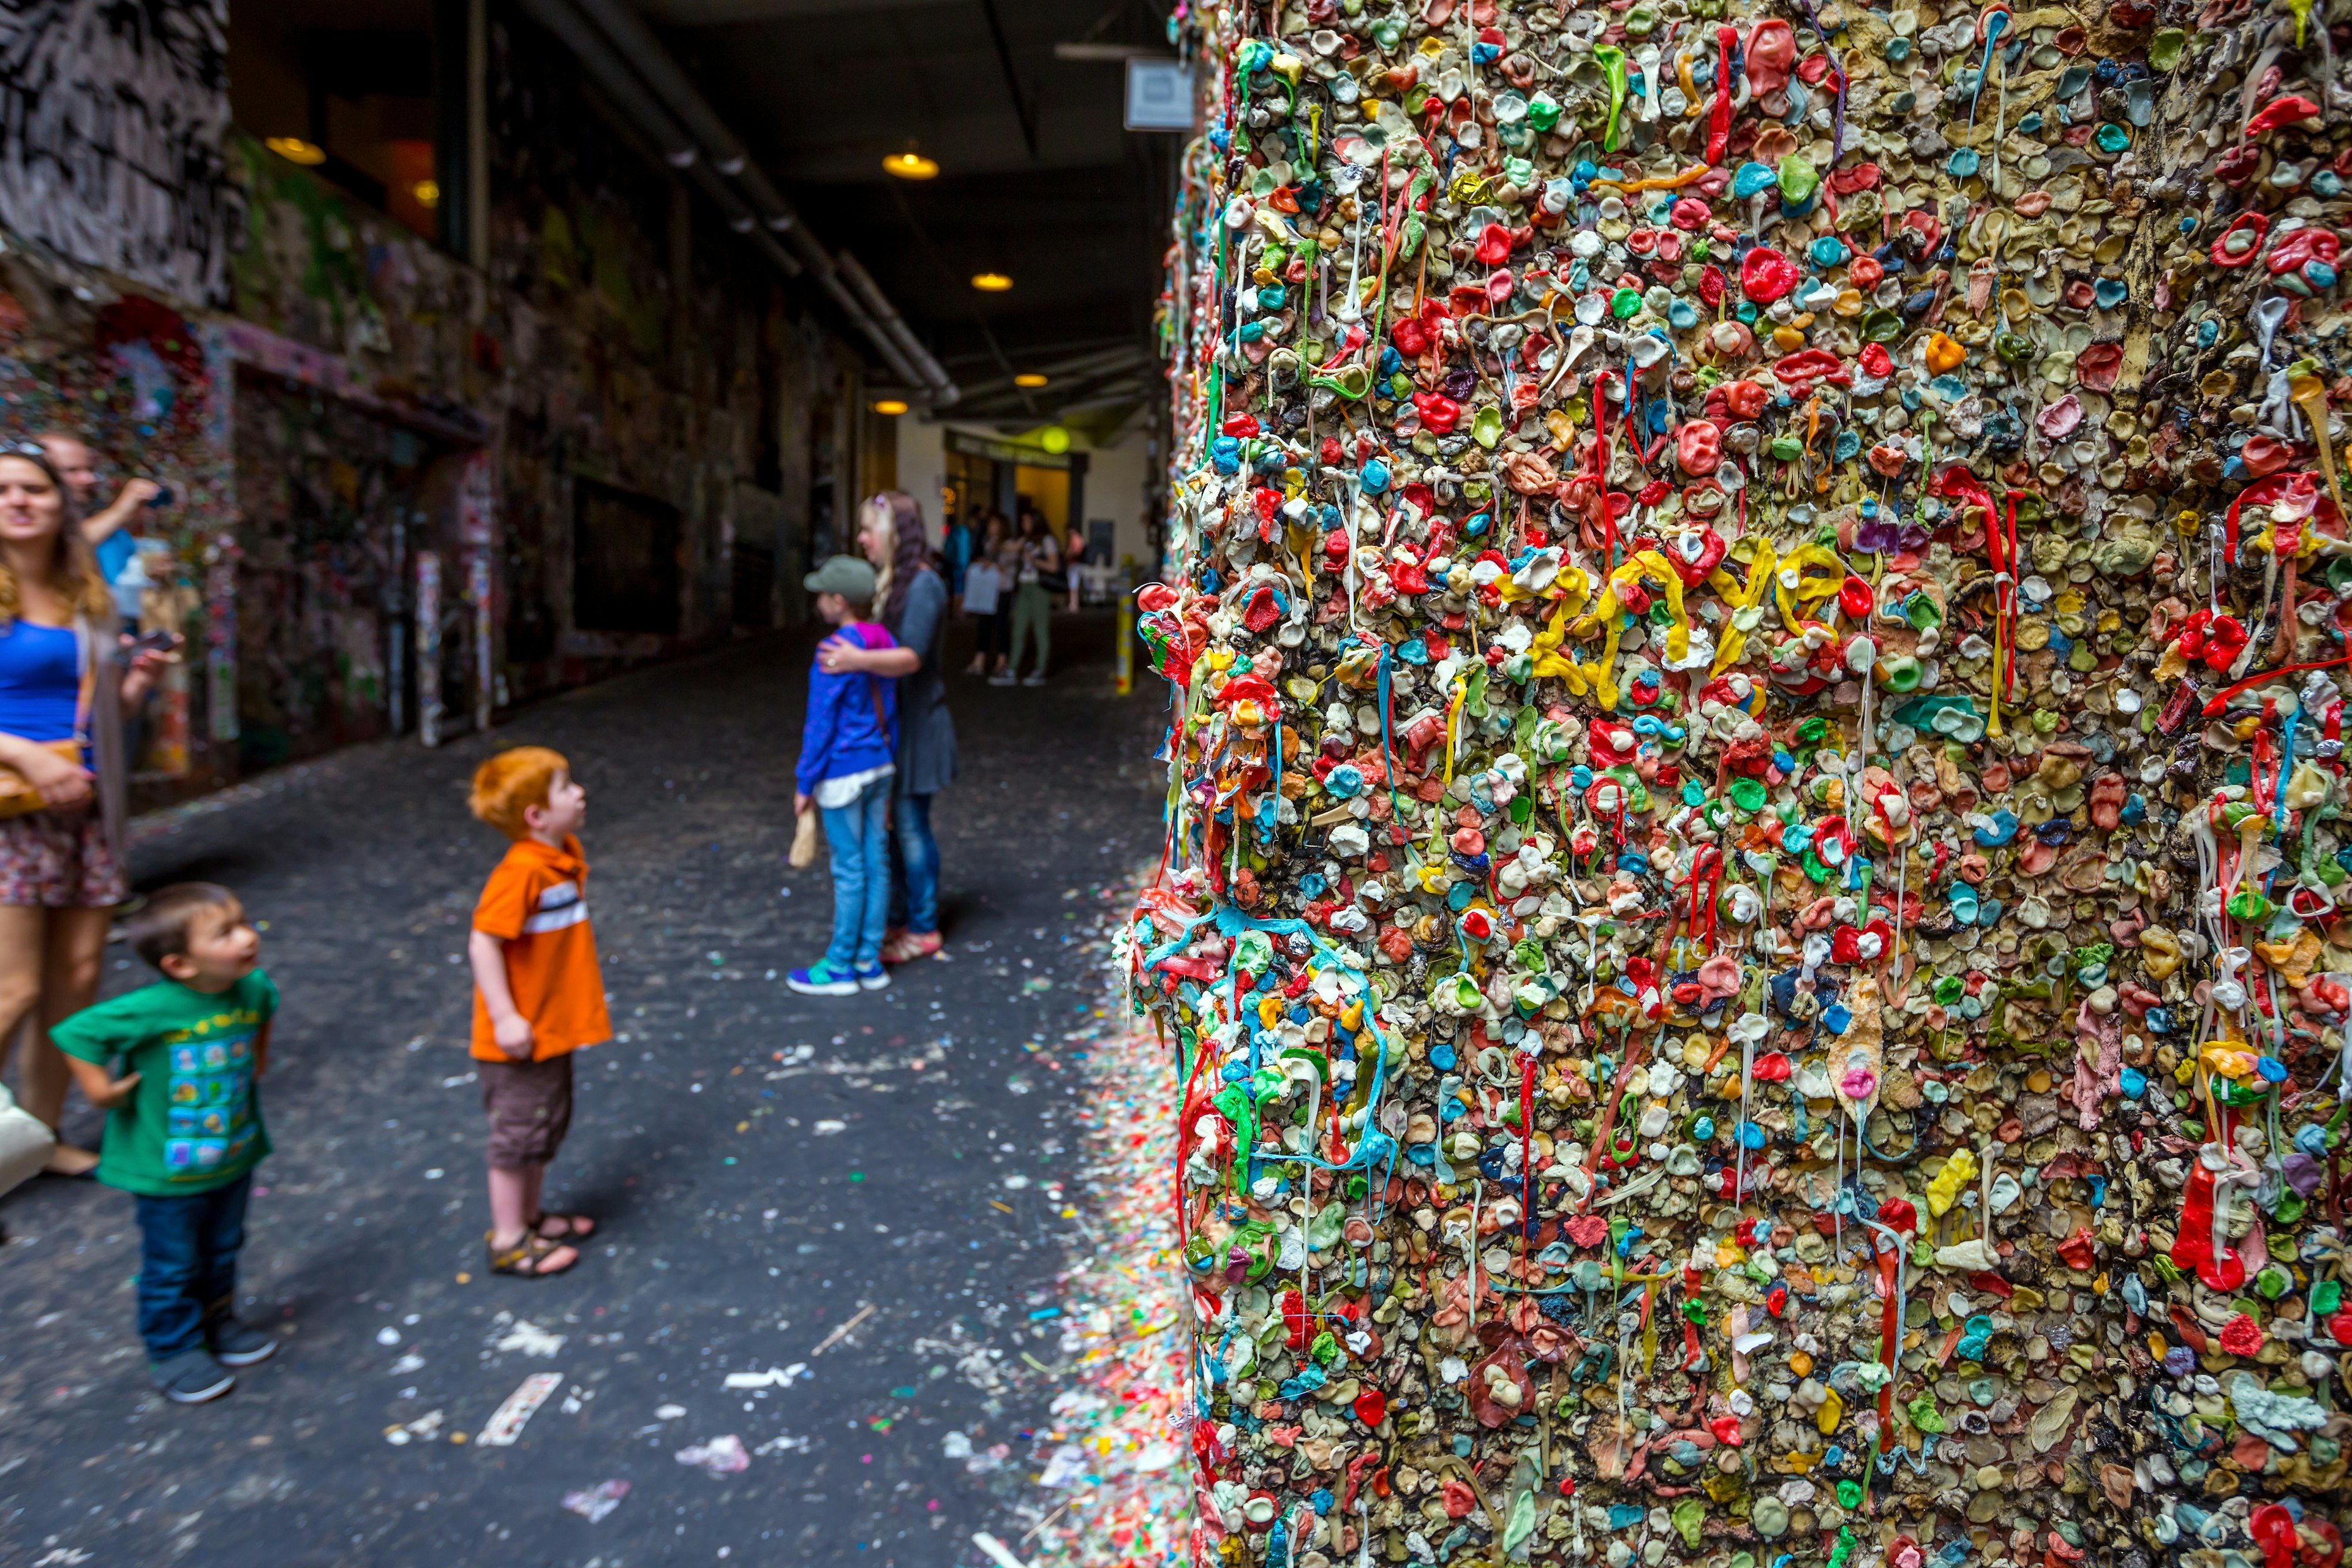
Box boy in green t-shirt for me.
[54,883,281,1404]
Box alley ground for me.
[0,612,1168,1568]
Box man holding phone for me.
[38,431,166,634]
[37,432,179,780]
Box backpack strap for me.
[852,625,891,736]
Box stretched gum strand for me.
[1589,162,1714,197]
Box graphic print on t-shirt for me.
[521,879,586,935]
[164,1025,259,1176]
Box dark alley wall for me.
[0,0,858,794]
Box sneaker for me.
[206,1316,276,1367]
[151,1351,235,1404]
[1022,672,1046,686]
[880,930,943,965]
[785,960,861,997]
[854,962,891,992]
[987,671,1017,687]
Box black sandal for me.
[486,1229,577,1277]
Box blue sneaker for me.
[855,962,890,992]
[786,960,861,997]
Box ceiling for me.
[642,0,1176,426]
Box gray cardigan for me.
[889,568,956,797]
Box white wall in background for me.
[1083,431,1155,571]
[893,415,947,548]
[891,415,1155,570]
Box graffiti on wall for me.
[0,7,844,796]
[228,374,444,771]
[0,0,236,304]
[0,244,232,775]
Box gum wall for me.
[1125,0,2352,1566]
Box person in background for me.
[960,512,1009,678]
[1065,522,1089,612]
[942,507,974,612]
[0,445,172,1177]
[787,556,899,995]
[820,492,954,965]
[40,431,165,778]
[987,513,1021,679]
[996,507,1060,688]
[38,432,161,633]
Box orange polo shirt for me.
[470,834,611,1063]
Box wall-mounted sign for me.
[1123,59,1192,132]
[944,428,1083,472]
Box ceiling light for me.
[266,137,326,166]
[971,272,1014,292]
[411,179,440,208]
[883,148,940,181]
[1014,372,1049,388]
[872,398,910,416]
[1039,426,1072,454]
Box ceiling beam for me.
[760,142,1121,185]
[953,344,1148,393]
[1052,386,1155,417]
[924,304,1152,366]
[976,0,1039,158]
[938,334,1133,368]
[643,0,959,21]
[959,361,1153,418]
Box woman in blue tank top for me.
[0,447,172,1177]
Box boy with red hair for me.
[466,746,610,1277]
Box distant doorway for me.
[572,478,682,637]
[231,369,463,769]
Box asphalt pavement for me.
[0,611,1166,1567]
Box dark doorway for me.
[231,371,449,771]
[731,541,775,629]
[573,478,682,636]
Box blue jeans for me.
[821,775,893,968]
[134,1173,252,1362]
[889,791,940,936]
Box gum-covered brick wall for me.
[1125,0,2352,1565]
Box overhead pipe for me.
[835,253,959,409]
[526,0,948,401]
[565,0,958,405]
[795,249,941,402]
[570,0,791,222]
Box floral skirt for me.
[0,805,127,907]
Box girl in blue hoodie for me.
[789,557,899,995]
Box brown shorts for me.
[479,1054,574,1169]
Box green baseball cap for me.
[803,554,878,602]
